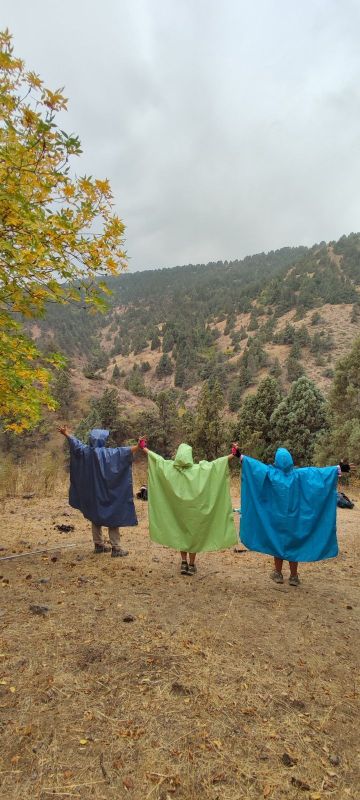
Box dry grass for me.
[0,454,67,501]
[0,463,359,799]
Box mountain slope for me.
[36,233,360,418]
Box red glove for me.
[139,438,147,449]
[231,445,241,458]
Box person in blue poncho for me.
[59,426,140,557]
[237,446,340,586]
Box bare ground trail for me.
[0,471,359,800]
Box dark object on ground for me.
[22,493,35,499]
[336,491,354,509]
[29,604,49,616]
[339,460,350,473]
[136,485,148,501]
[122,614,135,623]
[290,777,310,790]
[329,754,340,766]
[55,524,75,533]
[233,547,247,553]
[171,681,193,696]
[37,578,50,585]
[282,752,297,767]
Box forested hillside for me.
[31,233,360,412]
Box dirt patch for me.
[0,468,359,799]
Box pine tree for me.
[232,376,282,461]
[269,357,282,378]
[270,376,327,465]
[112,363,121,381]
[75,388,129,445]
[52,368,77,417]
[156,354,174,378]
[315,336,360,464]
[191,380,225,459]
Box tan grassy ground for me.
[0,465,359,800]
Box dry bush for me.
[0,453,67,499]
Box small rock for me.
[29,604,49,616]
[38,578,50,585]
[50,556,58,563]
[122,614,135,623]
[329,754,340,766]
[25,574,32,580]
[282,753,297,767]
[2,578,9,585]
[346,605,353,610]
[22,493,35,499]
[290,777,310,790]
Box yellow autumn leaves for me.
[0,29,127,431]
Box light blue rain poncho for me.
[240,448,338,562]
[68,429,138,528]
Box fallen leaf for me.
[63,770,73,779]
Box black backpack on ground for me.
[336,491,354,509]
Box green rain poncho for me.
[147,443,237,552]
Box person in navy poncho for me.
[239,447,339,586]
[59,426,139,557]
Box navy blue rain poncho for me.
[240,448,338,562]
[68,429,138,527]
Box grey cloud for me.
[2,0,360,269]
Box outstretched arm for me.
[58,425,72,439]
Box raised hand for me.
[58,425,71,437]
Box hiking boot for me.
[180,560,189,575]
[94,543,112,554]
[271,570,284,584]
[187,564,197,576]
[289,575,300,586]
[111,547,129,558]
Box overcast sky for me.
[3,0,360,270]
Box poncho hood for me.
[174,443,194,469]
[89,429,109,448]
[274,447,294,473]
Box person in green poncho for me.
[139,440,238,575]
